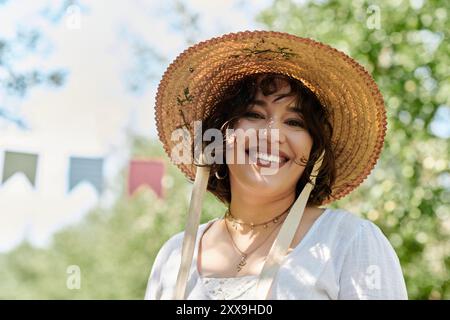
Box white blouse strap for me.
[173,164,210,299]
[256,151,325,299]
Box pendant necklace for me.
[224,212,287,272]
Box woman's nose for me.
[259,118,287,145]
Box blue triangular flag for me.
[68,157,103,194]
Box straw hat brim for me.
[155,30,387,205]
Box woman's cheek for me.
[294,130,313,153]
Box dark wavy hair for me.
[198,73,337,206]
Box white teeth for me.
[256,152,281,163]
[246,150,289,164]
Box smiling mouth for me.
[245,149,290,168]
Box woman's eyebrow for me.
[273,93,292,102]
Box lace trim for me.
[201,275,258,300]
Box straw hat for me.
[154,30,387,299]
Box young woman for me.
[145,31,408,300]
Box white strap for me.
[255,151,325,299]
[173,165,210,299]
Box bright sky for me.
[0,0,272,252]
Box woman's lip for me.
[255,158,289,168]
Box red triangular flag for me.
[128,159,165,198]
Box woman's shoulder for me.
[319,207,386,245]
[321,208,407,299]
[322,207,370,228]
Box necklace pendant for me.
[237,255,247,272]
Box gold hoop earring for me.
[215,167,228,180]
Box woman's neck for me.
[228,190,297,225]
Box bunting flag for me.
[128,159,165,198]
[2,151,38,187]
[68,157,104,194]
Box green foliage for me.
[256,0,449,299]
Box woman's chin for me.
[246,180,294,198]
[240,167,297,191]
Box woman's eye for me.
[286,119,305,127]
[243,112,304,127]
[244,112,264,119]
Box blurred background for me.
[0,0,448,299]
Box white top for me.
[202,275,258,300]
[145,208,408,300]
